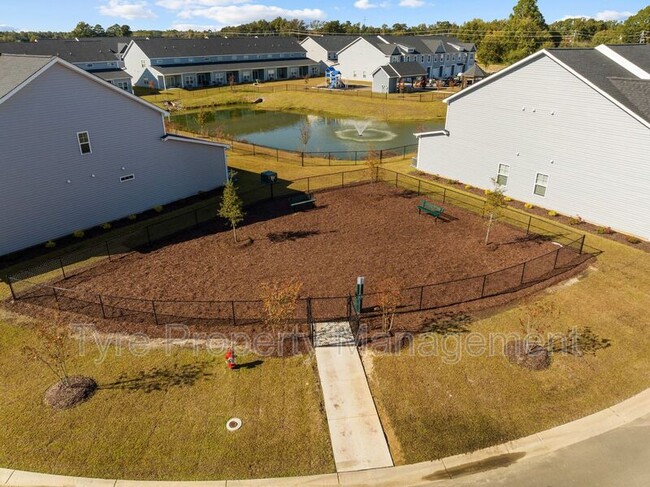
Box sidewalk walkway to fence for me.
[313,322,393,472]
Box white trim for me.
[533,172,549,197]
[496,163,510,187]
[162,134,230,149]
[595,45,650,79]
[414,129,449,138]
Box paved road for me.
[427,413,650,486]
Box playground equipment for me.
[325,66,346,89]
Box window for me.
[427,55,431,62]
[446,54,450,61]
[140,60,146,67]
[534,173,549,196]
[496,164,509,186]
[77,132,92,155]
[120,174,135,182]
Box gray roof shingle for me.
[0,38,128,63]
[606,43,650,72]
[303,35,359,52]
[377,61,427,78]
[133,36,306,58]
[0,53,53,100]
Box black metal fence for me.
[8,169,599,332]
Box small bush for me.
[504,196,512,202]
[484,189,490,195]
[569,215,584,226]
[524,203,534,209]
[447,179,459,185]
[101,222,112,230]
[45,240,56,248]
[625,235,641,244]
[548,210,558,217]
[596,226,614,235]
[154,205,164,213]
[73,230,85,238]
[464,184,472,190]
[127,214,137,221]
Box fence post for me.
[520,261,527,285]
[341,171,345,188]
[276,148,279,162]
[7,278,16,301]
[395,172,399,187]
[403,146,406,159]
[59,258,67,280]
[328,153,332,165]
[379,149,384,163]
[418,286,424,310]
[579,235,585,255]
[481,275,487,297]
[354,151,358,163]
[442,187,447,204]
[553,248,561,269]
[53,287,60,310]
[106,241,112,261]
[231,300,236,325]
[526,215,532,235]
[301,152,304,167]
[417,180,421,196]
[152,300,159,325]
[146,227,153,247]
[98,294,107,319]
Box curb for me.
[2,387,650,486]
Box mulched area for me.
[44,376,98,410]
[8,183,593,341]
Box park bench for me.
[417,199,444,220]
[289,193,316,211]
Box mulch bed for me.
[44,375,98,410]
[7,183,593,341]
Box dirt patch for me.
[504,339,551,370]
[44,375,97,409]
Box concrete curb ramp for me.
[2,383,650,486]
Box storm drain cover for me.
[226,417,242,431]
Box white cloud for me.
[0,24,16,31]
[171,22,221,30]
[157,0,244,8]
[176,5,326,25]
[99,0,157,19]
[354,0,376,8]
[399,0,424,6]
[558,10,633,22]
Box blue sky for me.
[0,0,646,32]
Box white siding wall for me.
[300,38,328,73]
[416,54,650,240]
[0,63,227,256]
[337,39,388,83]
[123,42,154,87]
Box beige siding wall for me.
[417,55,650,240]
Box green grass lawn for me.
[142,78,448,121]
[367,233,650,464]
[0,317,333,480]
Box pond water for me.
[171,108,444,153]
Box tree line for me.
[1,0,648,66]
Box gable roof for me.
[301,35,359,52]
[374,62,427,78]
[131,36,305,59]
[605,44,650,72]
[0,38,129,64]
[444,44,650,128]
[0,53,166,115]
[462,63,487,77]
[0,54,53,99]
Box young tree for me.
[377,278,402,336]
[228,73,236,91]
[22,326,73,386]
[218,171,245,242]
[196,107,210,135]
[364,146,381,182]
[484,178,508,245]
[260,279,303,336]
[298,119,311,153]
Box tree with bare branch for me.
[484,178,508,245]
[377,278,402,336]
[260,279,303,336]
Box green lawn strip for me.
[367,234,650,464]
[0,321,333,480]
[142,80,447,121]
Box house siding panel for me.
[0,62,227,255]
[416,54,650,239]
[338,39,388,83]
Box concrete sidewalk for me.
[313,322,393,473]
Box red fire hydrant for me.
[225,347,236,370]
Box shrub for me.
[569,215,584,226]
[504,196,512,202]
[128,214,137,221]
[154,205,164,213]
[548,210,558,217]
[447,179,459,185]
[596,226,614,235]
[524,203,534,209]
[625,235,641,244]
[464,184,472,190]
[101,222,112,230]
[45,240,56,248]
[73,230,85,238]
